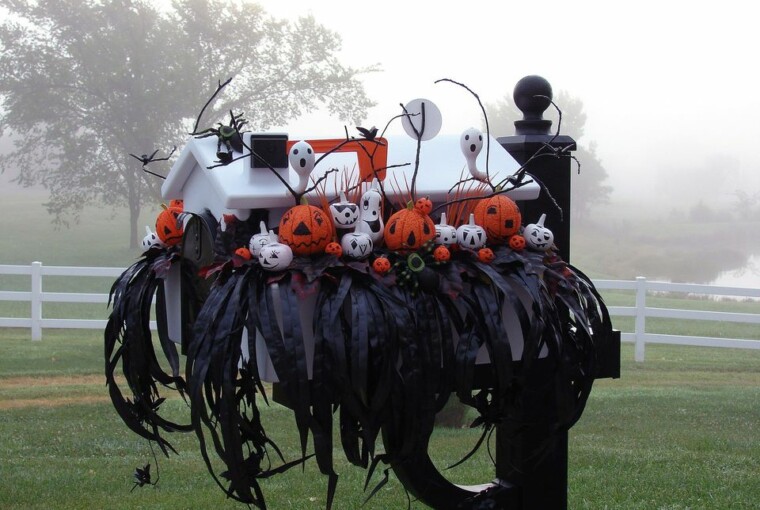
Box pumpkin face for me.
[508,234,526,251]
[329,191,359,230]
[373,257,391,274]
[414,196,433,215]
[478,247,495,263]
[249,221,271,259]
[278,204,333,256]
[324,241,343,257]
[258,232,293,271]
[524,214,554,251]
[434,212,457,246]
[341,232,373,259]
[384,207,435,252]
[433,245,451,262]
[473,195,521,244]
[156,206,184,246]
[355,180,384,244]
[141,226,166,251]
[456,213,487,250]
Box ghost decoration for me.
[248,221,271,260]
[141,226,166,251]
[341,231,374,260]
[460,127,487,182]
[456,213,487,250]
[289,140,315,195]
[258,231,293,272]
[329,191,360,233]
[524,214,554,251]
[434,212,457,247]
[355,179,384,245]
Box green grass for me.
[1,332,759,509]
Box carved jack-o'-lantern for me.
[249,221,271,260]
[478,247,495,263]
[278,204,334,256]
[434,212,457,247]
[414,196,433,215]
[384,203,436,252]
[473,194,521,244]
[355,179,384,245]
[156,205,184,246]
[456,213,487,250]
[524,214,554,251]
[329,191,359,231]
[258,231,293,271]
[508,234,526,252]
[433,245,451,262]
[373,257,391,274]
[341,232,374,260]
[324,241,343,257]
[141,226,166,251]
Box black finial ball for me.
[513,75,553,119]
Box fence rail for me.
[1,263,759,360]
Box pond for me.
[709,254,760,288]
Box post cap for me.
[513,75,553,135]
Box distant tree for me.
[0,0,374,247]
[485,90,611,220]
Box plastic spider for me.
[193,112,247,164]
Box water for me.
[709,254,760,289]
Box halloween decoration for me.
[372,256,391,274]
[508,234,526,251]
[384,202,436,252]
[289,140,316,195]
[355,179,384,245]
[155,204,184,246]
[477,247,495,263]
[235,247,252,260]
[248,221,271,260]
[191,111,247,164]
[460,127,487,181]
[324,241,343,257]
[414,196,433,215]
[278,204,333,256]
[434,212,457,247]
[141,226,166,251]
[524,213,554,251]
[456,213,487,250]
[340,232,373,260]
[258,231,293,271]
[433,245,451,262]
[473,194,522,244]
[329,191,360,233]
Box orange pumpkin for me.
[384,204,435,252]
[414,196,433,215]
[324,241,343,257]
[478,247,495,263]
[235,247,252,260]
[156,205,184,246]
[433,245,451,262]
[508,234,526,251]
[278,204,334,256]
[373,257,391,274]
[473,195,521,244]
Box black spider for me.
[192,111,247,164]
[130,463,155,492]
[129,146,177,180]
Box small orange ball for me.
[235,247,252,260]
[325,241,343,257]
[508,234,526,251]
[373,257,392,274]
[478,248,495,263]
[433,245,451,262]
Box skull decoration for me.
[456,213,487,250]
[258,231,293,272]
[434,212,457,246]
[340,232,374,260]
[141,226,166,251]
[329,191,360,232]
[523,214,554,251]
[248,221,271,259]
[355,179,384,245]
[289,140,315,195]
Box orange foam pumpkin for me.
[373,257,391,274]
[509,234,526,251]
[278,204,334,256]
[478,247,495,263]
[473,195,521,244]
[384,203,435,252]
[156,205,184,246]
[414,196,433,215]
[325,241,343,257]
[433,245,451,262]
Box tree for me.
[0,0,374,247]
[485,90,611,220]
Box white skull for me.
[329,191,359,230]
[248,221,270,259]
[456,213,487,250]
[341,232,374,260]
[434,212,457,246]
[258,231,293,271]
[524,214,554,251]
[141,226,166,251]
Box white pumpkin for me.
[248,221,271,259]
[456,213,487,250]
[355,179,384,245]
[329,191,359,230]
[141,226,166,251]
[258,231,293,271]
[524,214,554,251]
[341,232,374,260]
[434,212,457,246]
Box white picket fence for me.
[1,263,759,361]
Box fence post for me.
[31,261,43,341]
[634,276,647,362]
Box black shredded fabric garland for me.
[106,240,614,509]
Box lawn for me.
[0,332,758,510]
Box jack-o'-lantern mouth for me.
[363,218,382,233]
